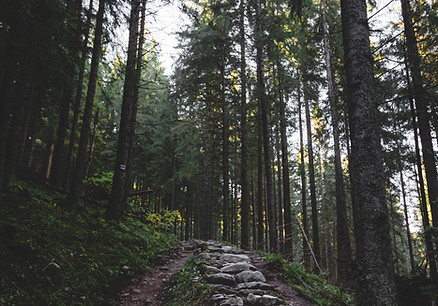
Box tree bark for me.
[277,64,293,260]
[298,81,310,269]
[340,0,397,302]
[64,0,94,189]
[405,55,437,278]
[275,126,284,254]
[401,0,438,268]
[321,0,352,285]
[50,0,83,187]
[304,92,320,267]
[106,0,141,220]
[239,0,250,250]
[221,56,230,242]
[256,0,277,253]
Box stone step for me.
[192,240,287,305]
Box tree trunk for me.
[64,0,94,189]
[304,92,320,267]
[275,126,284,255]
[256,0,277,253]
[277,65,293,260]
[239,0,250,250]
[400,169,415,273]
[298,81,310,269]
[50,0,82,187]
[256,101,265,251]
[106,0,141,219]
[321,0,352,285]
[200,94,214,240]
[67,0,105,205]
[401,0,438,269]
[405,56,437,278]
[340,0,397,302]
[221,56,230,242]
[123,0,146,212]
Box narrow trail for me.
[114,240,312,305]
[115,241,195,305]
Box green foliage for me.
[164,257,211,305]
[263,253,354,306]
[83,171,114,199]
[141,210,180,231]
[0,180,177,304]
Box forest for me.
[0,0,438,304]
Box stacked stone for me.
[193,240,286,305]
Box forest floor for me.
[114,240,312,305]
[114,241,195,305]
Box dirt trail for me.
[115,241,195,305]
[113,240,312,305]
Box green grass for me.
[164,257,211,305]
[263,253,354,306]
[0,179,177,305]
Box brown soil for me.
[114,241,195,305]
[112,241,312,305]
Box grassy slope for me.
[263,253,354,305]
[0,180,176,305]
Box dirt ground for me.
[113,241,312,305]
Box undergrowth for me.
[263,253,354,305]
[164,257,211,305]
[0,179,177,304]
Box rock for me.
[236,281,274,291]
[260,294,284,305]
[220,254,251,263]
[211,294,226,302]
[236,270,266,283]
[218,295,244,306]
[207,273,236,287]
[247,293,284,305]
[198,252,211,260]
[247,293,260,304]
[206,265,221,274]
[210,285,238,295]
[221,246,241,254]
[220,262,256,274]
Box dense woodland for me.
[1,0,438,304]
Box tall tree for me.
[321,0,352,284]
[67,0,105,205]
[400,0,438,272]
[298,80,311,269]
[340,0,397,303]
[303,90,321,267]
[405,55,437,278]
[277,64,294,260]
[239,0,250,249]
[107,0,141,220]
[256,0,278,252]
[50,0,83,187]
[64,0,94,188]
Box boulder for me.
[206,265,221,274]
[236,270,266,283]
[206,273,236,287]
[236,281,274,291]
[220,254,251,263]
[220,262,256,274]
[247,293,284,305]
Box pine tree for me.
[340,0,397,302]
